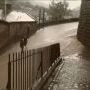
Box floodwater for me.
[41,23,90,90]
[0,22,82,89]
[45,47,90,90]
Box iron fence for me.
[6,43,60,90]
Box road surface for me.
[0,22,79,89]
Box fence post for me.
[7,54,11,90]
[41,51,43,77]
[16,52,18,89]
[50,43,60,64]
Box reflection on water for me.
[46,46,90,90]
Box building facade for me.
[0,20,9,49]
[6,11,37,41]
[0,10,37,49]
[77,0,90,46]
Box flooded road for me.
[0,22,79,64]
[45,47,90,90]
[39,23,90,90]
[0,22,81,89]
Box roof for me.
[6,10,35,22]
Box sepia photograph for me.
[0,0,90,90]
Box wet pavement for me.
[1,22,87,89]
[42,38,90,90]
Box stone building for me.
[6,10,37,41]
[0,20,9,49]
[0,10,37,49]
[77,0,90,46]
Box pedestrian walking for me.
[24,37,28,46]
[20,38,24,52]
[20,36,28,52]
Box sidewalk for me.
[42,36,90,90]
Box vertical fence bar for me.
[25,51,27,90]
[16,52,18,89]
[27,51,29,90]
[23,52,25,90]
[7,54,11,90]
[21,52,22,90]
[41,51,43,77]
[13,53,15,89]
[29,50,31,90]
[18,52,20,90]
[29,50,30,89]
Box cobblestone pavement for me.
[42,37,90,90]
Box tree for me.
[0,0,5,19]
[0,0,5,10]
[48,1,68,21]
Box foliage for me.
[48,1,69,21]
[0,0,5,9]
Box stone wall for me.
[77,0,90,46]
[0,21,37,50]
[0,21,9,49]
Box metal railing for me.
[6,43,60,90]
